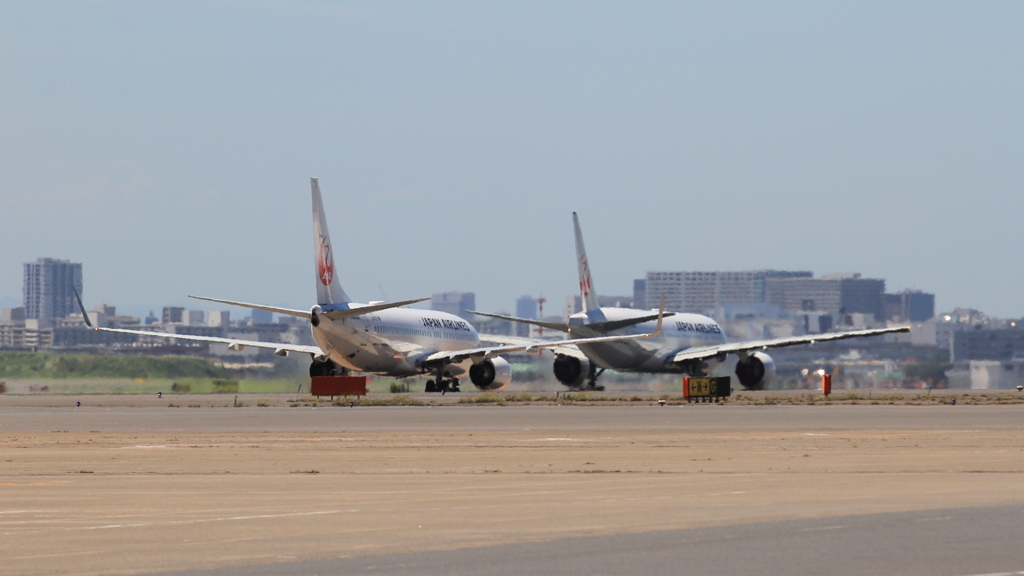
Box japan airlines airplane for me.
[77,179,663,393]
[472,212,910,391]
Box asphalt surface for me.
[4,403,1024,576]
[152,505,1024,576]
[4,403,1024,433]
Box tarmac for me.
[2,395,1024,575]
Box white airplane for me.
[471,212,910,391]
[76,179,664,393]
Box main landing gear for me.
[584,364,605,391]
[424,365,460,393]
[309,358,348,377]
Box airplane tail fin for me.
[573,212,599,312]
[311,177,351,307]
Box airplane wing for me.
[421,329,659,365]
[188,295,311,318]
[478,334,587,359]
[469,310,675,334]
[187,295,431,321]
[671,326,911,364]
[420,306,667,366]
[468,311,570,332]
[83,326,322,356]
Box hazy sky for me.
[2,2,1022,319]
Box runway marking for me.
[802,525,846,531]
[8,549,102,561]
[82,523,151,530]
[70,509,347,531]
[959,572,1024,576]
[915,515,955,522]
[0,481,70,486]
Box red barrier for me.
[311,376,367,397]
[822,373,832,396]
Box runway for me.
[2,402,1024,575]
[158,506,1024,576]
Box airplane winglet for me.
[651,294,665,337]
[71,286,95,330]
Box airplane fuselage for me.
[570,307,727,373]
[311,304,481,377]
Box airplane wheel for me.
[425,380,436,393]
[309,361,325,377]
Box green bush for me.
[0,352,230,380]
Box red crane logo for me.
[317,236,334,286]
[579,256,591,297]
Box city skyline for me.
[2,3,1021,317]
[1,256,955,325]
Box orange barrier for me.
[311,375,367,398]
[822,373,832,396]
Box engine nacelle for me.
[469,357,512,390]
[553,354,590,388]
[735,351,776,391]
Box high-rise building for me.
[208,310,230,327]
[515,296,538,320]
[23,258,83,320]
[182,310,205,325]
[431,292,475,320]
[765,273,886,320]
[251,309,273,324]
[633,279,646,311]
[885,290,935,322]
[162,306,184,324]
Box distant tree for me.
[903,351,952,382]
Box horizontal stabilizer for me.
[322,297,430,320]
[588,311,676,333]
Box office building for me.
[644,270,811,313]
[633,279,646,312]
[162,307,185,324]
[23,258,83,320]
[885,290,935,322]
[208,310,230,327]
[515,296,538,320]
[765,273,886,320]
[431,292,475,320]
[951,327,1024,362]
[251,308,273,324]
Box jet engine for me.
[469,357,512,390]
[553,354,590,388]
[734,351,776,391]
[309,358,345,377]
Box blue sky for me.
[1,1,1022,318]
